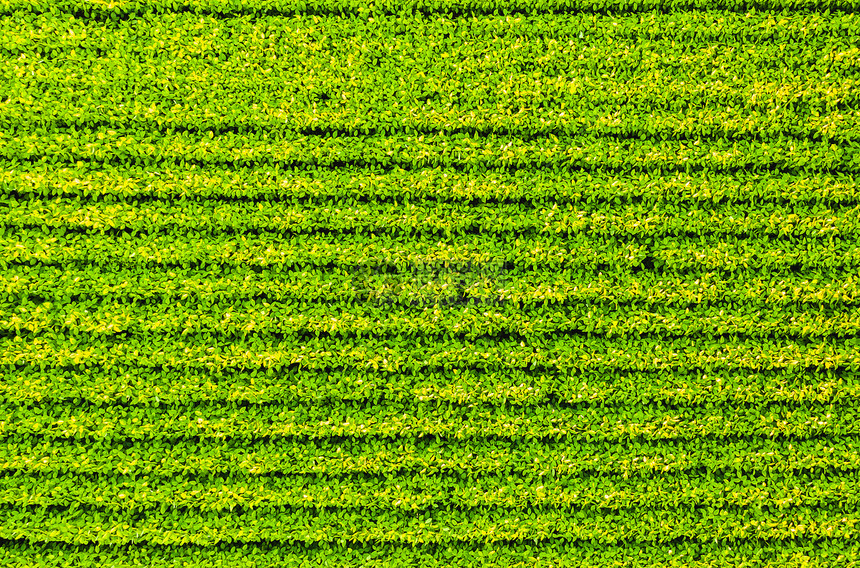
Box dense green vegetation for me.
[1,1,859,566]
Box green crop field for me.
[1,0,860,566]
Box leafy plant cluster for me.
[1,2,860,567]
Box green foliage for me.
[0,2,859,566]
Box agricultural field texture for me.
[1,0,860,566]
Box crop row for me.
[3,231,859,272]
[0,364,851,406]
[4,469,857,511]
[2,501,859,545]
[2,333,859,373]
[5,11,860,48]
[3,434,858,476]
[3,300,859,339]
[3,167,858,205]
[4,131,857,171]
[0,397,851,441]
[10,32,854,88]
[9,108,860,145]
[3,198,858,239]
[6,91,860,143]
[3,0,860,16]
[5,87,860,142]
[7,96,860,143]
[7,52,857,116]
[2,21,854,84]
[3,264,857,307]
[1,540,854,568]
